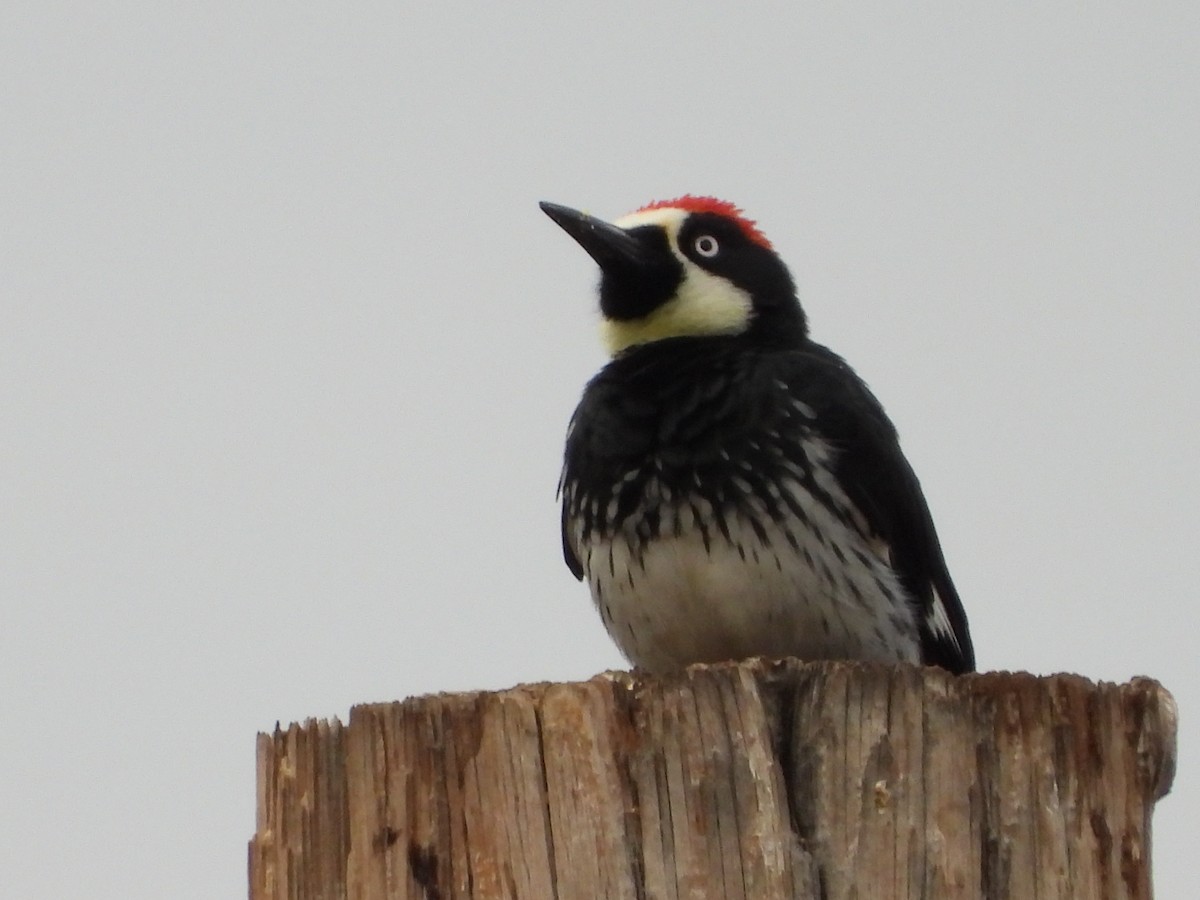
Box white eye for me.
[694,235,719,258]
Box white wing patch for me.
[926,586,961,651]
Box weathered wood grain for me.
[248,661,1176,900]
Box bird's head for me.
[541,196,806,356]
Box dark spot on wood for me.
[1090,811,1113,894]
[372,824,400,853]
[408,841,442,900]
[1121,831,1145,896]
[1090,811,1113,853]
[976,738,1008,900]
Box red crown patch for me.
[633,195,772,249]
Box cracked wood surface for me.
[248,660,1176,900]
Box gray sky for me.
[3,4,1196,897]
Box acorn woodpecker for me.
[541,196,975,675]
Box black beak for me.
[539,202,650,272]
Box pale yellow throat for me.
[601,277,754,355]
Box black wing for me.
[557,362,658,584]
[561,491,584,580]
[781,344,976,673]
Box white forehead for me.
[613,206,687,238]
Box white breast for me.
[573,477,921,673]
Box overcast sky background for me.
[2,4,1196,898]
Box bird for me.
[540,195,975,675]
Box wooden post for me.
[248,660,1176,900]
